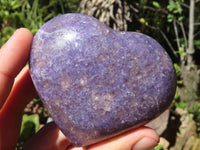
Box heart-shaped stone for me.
[29,13,176,146]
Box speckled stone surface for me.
[29,13,176,146]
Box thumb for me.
[84,126,159,150]
[69,126,159,150]
[23,124,159,150]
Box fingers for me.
[70,127,159,150]
[0,28,33,109]
[23,122,71,150]
[0,28,37,149]
[1,66,37,114]
[0,66,37,150]
[24,124,159,150]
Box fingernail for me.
[132,137,158,150]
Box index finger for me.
[0,28,33,109]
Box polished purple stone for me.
[29,13,176,146]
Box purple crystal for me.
[29,13,176,146]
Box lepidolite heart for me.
[29,13,176,146]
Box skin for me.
[0,28,159,150]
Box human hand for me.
[0,28,159,150]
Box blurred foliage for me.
[175,101,187,109]
[167,0,184,22]
[188,102,200,138]
[17,114,40,149]
[174,63,183,85]
[152,1,161,9]
[152,144,168,150]
[19,114,40,141]
[194,40,200,50]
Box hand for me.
[0,28,159,150]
